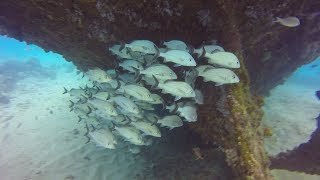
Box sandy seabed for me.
[0,70,151,180]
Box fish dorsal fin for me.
[211,49,221,54]
[163,79,174,84]
[151,75,159,89]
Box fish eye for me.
[232,75,235,79]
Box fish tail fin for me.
[133,67,141,80]
[171,102,179,113]
[135,75,142,83]
[90,124,96,132]
[160,40,165,46]
[84,134,91,144]
[110,122,116,131]
[151,75,159,90]
[115,69,120,79]
[87,91,93,99]
[86,106,92,116]
[199,46,206,59]
[96,86,101,93]
[84,122,89,135]
[124,116,132,125]
[81,95,88,103]
[272,17,280,23]
[114,79,121,90]
[151,44,160,62]
[69,100,75,108]
[188,44,194,54]
[142,56,148,66]
[161,100,167,111]
[119,41,125,51]
[63,87,68,94]
[77,116,82,123]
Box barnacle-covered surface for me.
[0,0,319,179]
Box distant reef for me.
[0,0,319,179]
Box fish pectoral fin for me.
[215,83,223,86]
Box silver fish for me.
[198,68,240,86]
[160,50,196,66]
[89,128,117,149]
[114,125,145,145]
[130,121,161,137]
[139,64,177,80]
[110,96,140,114]
[85,68,112,83]
[158,115,183,130]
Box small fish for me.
[73,108,89,118]
[118,84,154,102]
[88,98,117,116]
[106,79,124,90]
[158,115,183,130]
[119,60,144,72]
[167,103,197,122]
[273,16,300,27]
[114,125,145,145]
[122,40,158,54]
[148,94,163,104]
[203,51,240,69]
[93,91,110,101]
[73,103,94,116]
[179,104,198,122]
[153,77,196,98]
[63,88,85,97]
[89,128,117,149]
[192,147,204,160]
[138,64,177,80]
[131,120,161,137]
[159,50,197,66]
[184,69,198,88]
[194,45,224,57]
[109,44,132,59]
[134,101,155,110]
[109,96,140,114]
[196,65,216,76]
[198,68,240,86]
[162,40,191,52]
[85,68,112,83]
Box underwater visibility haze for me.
[0,1,319,180]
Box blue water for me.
[0,35,71,67]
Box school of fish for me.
[63,40,240,152]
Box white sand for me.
[0,70,151,180]
[262,64,320,157]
